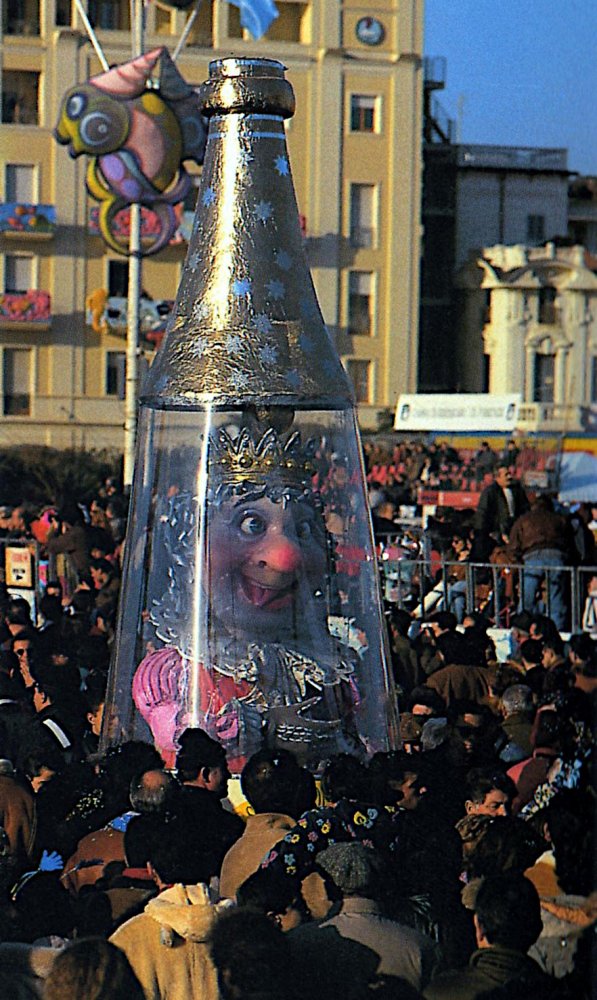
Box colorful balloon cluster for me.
[54,47,205,255]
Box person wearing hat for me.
[288,842,441,995]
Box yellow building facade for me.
[0,0,423,449]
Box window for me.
[3,348,31,416]
[88,0,130,31]
[481,289,491,326]
[228,0,308,42]
[108,260,129,298]
[187,0,213,46]
[1,71,40,125]
[350,184,377,248]
[5,164,35,203]
[55,0,71,25]
[346,359,371,404]
[533,352,555,403]
[350,95,378,133]
[538,286,557,324]
[4,255,33,294]
[106,352,126,398]
[155,5,172,35]
[527,214,545,244]
[348,272,374,335]
[3,0,39,36]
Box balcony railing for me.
[0,290,51,326]
[87,293,173,339]
[0,203,56,238]
[88,205,193,245]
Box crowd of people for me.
[364,438,543,500]
[0,460,593,999]
[363,441,597,632]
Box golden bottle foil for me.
[143,58,354,409]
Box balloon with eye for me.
[54,46,206,255]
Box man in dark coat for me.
[424,874,563,999]
[173,728,244,877]
[474,465,529,544]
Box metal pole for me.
[123,0,144,488]
[172,0,203,62]
[73,0,110,70]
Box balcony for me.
[0,290,51,329]
[89,205,194,246]
[87,292,173,342]
[0,204,56,239]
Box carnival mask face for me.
[207,495,328,640]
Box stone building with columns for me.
[455,243,597,433]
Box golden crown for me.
[208,427,318,500]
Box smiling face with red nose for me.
[207,495,329,641]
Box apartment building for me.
[0,0,423,448]
[456,242,597,433]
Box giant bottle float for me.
[103,57,398,772]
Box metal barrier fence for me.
[3,534,596,636]
[379,555,597,634]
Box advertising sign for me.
[5,545,34,588]
[394,394,521,432]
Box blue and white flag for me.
[225,0,279,39]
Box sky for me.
[424,0,597,175]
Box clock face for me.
[355,16,385,46]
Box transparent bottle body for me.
[104,404,398,772]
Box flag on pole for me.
[225,0,279,39]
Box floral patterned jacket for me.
[260,798,399,879]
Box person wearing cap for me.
[174,728,244,877]
[288,843,441,994]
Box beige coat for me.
[111,883,229,1000]
[219,812,296,900]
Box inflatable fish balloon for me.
[54,47,206,255]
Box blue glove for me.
[39,850,64,872]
